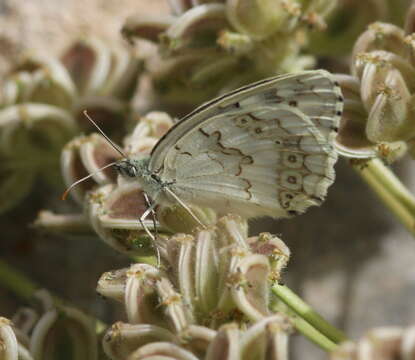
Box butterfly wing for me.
[149,70,343,218]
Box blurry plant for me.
[308,0,411,57]
[330,324,415,360]
[0,36,143,214]
[122,0,338,107]
[0,290,97,360]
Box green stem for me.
[0,259,37,301]
[352,158,415,236]
[272,284,347,344]
[130,255,157,265]
[0,260,106,333]
[290,314,338,351]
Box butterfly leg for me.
[139,193,161,267]
[143,192,159,240]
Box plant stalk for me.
[272,284,348,345]
[351,158,415,236]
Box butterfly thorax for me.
[115,155,165,199]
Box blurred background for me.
[1,0,415,359]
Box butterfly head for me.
[114,159,138,178]
[114,155,151,180]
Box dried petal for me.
[333,74,377,158]
[351,22,407,72]
[61,37,111,96]
[122,14,175,43]
[0,103,77,158]
[30,307,97,360]
[13,55,76,109]
[193,229,220,315]
[180,325,217,355]
[205,323,240,360]
[5,73,35,104]
[230,254,270,321]
[12,308,39,339]
[366,69,413,142]
[103,322,177,360]
[167,234,196,316]
[124,112,174,157]
[33,210,91,235]
[248,233,290,281]
[240,315,290,360]
[125,264,164,325]
[101,45,143,100]
[216,214,249,249]
[128,341,199,360]
[79,133,119,183]
[0,317,19,360]
[157,277,194,333]
[160,4,227,55]
[358,54,392,111]
[87,184,159,255]
[97,268,128,302]
[353,51,415,92]
[61,135,99,204]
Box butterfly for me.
[65,70,342,231]
[112,70,343,222]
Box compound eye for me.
[128,165,137,177]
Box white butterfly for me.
[113,70,343,222]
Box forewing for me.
[149,70,343,218]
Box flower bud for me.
[122,14,175,44]
[160,4,227,55]
[226,0,301,40]
[351,22,407,72]
[60,37,111,97]
[29,291,97,360]
[366,69,414,143]
[12,55,76,109]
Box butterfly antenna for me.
[164,187,206,228]
[61,161,118,200]
[83,110,127,158]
